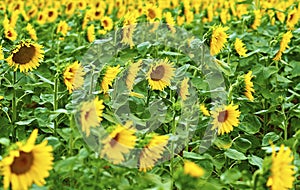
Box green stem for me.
[252,169,262,190]
[69,114,75,156]
[53,75,59,136]
[170,90,176,190]
[12,71,17,142]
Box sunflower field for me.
[0,0,300,189]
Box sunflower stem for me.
[170,90,176,190]
[12,71,17,142]
[69,114,75,156]
[53,75,59,136]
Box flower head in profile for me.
[179,78,190,101]
[0,129,53,190]
[234,38,247,57]
[25,24,37,41]
[126,60,142,91]
[57,20,70,37]
[184,160,205,178]
[87,24,95,43]
[147,58,175,91]
[101,65,121,94]
[210,25,229,56]
[80,97,105,137]
[101,122,136,164]
[274,31,293,61]
[244,71,255,101]
[251,10,262,30]
[139,134,169,172]
[266,144,295,190]
[210,103,241,135]
[200,103,210,116]
[164,12,176,33]
[121,12,138,48]
[63,61,85,93]
[6,41,44,73]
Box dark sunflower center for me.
[10,151,34,175]
[12,45,36,65]
[218,110,228,122]
[150,65,165,81]
[103,20,108,27]
[48,11,54,17]
[67,3,72,11]
[109,133,120,147]
[7,31,12,37]
[148,9,156,19]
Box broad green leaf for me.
[224,149,247,160]
[220,168,242,184]
[248,155,263,169]
[262,132,280,146]
[15,118,36,125]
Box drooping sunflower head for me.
[6,41,44,73]
[210,103,241,135]
[63,61,85,93]
[210,25,229,56]
[244,71,255,101]
[0,129,53,190]
[147,58,175,91]
[184,160,205,178]
[234,38,247,57]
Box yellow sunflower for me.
[251,10,262,30]
[101,65,121,94]
[286,8,298,30]
[36,12,46,25]
[273,31,293,61]
[100,123,136,164]
[57,20,70,38]
[6,41,44,73]
[65,1,76,16]
[179,78,190,101]
[177,15,185,26]
[101,16,113,31]
[139,134,169,172]
[164,12,176,33]
[63,61,85,93]
[144,4,162,22]
[184,160,205,178]
[266,144,295,190]
[80,97,105,137]
[244,71,254,101]
[121,12,138,48]
[126,60,142,91]
[26,5,38,19]
[210,103,241,135]
[234,38,247,57]
[0,129,53,190]
[45,7,58,23]
[210,25,229,56]
[4,27,18,42]
[147,58,175,91]
[25,24,37,41]
[200,103,210,116]
[0,46,4,60]
[87,24,95,43]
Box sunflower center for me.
[103,20,108,27]
[12,45,36,64]
[150,65,165,81]
[48,11,54,17]
[218,110,228,122]
[10,151,34,175]
[67,3,72,11]
[7,30,13,37]
[109,133,120,147]
[148,9,156,19]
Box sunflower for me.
[57,20,70,37]
[266,144,295,190]
[26,5,38,19]
[65,1,76,16]
[100,123,136,164]
[286,8,298,30]
[179,78,190,101]
[4,27,18,42]
[82,10,94,30]
[164,12,176,33]
[0,46,4,60]
[126,60,142,91]
[36,12,46,25]
[121,12,138,48]
[139,134,169,172]
[147,58,175,91]
[80,97,105,137]
[184,160,205,178]
[25,24,37,41]
[273,31,293,61]
[234,38,247,57]
[87,24,95,43]
[177,15,185,26]
[63,61,85,93]
[6,41,44,73]
[210,25,229,56]
[200,103,210,116]
[144,3,162,22]
[45,8,58,23]
[0,129,53,190]
[77,1,87,10]
[101,65,121,94]
[251,10,262,30]
[101,16,113,31]
[210,103,241,135]
[244,71,254,101]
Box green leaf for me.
[262,132,280,146]
[183,151,212,160]
[239,115,261,134]
[220,168,242,184]
[224,149,247,160]
[15,118,36,125]
[233,137,252,153]
[0,137,10,146]
[248,155,263,169]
